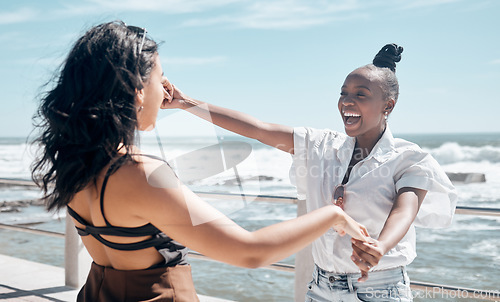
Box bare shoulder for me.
[115,155,181,196]
[106,155,183,215]
[116,155,218,231]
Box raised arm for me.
[162,81,294,153]
[131,158,368,268]
[350,187,426,281]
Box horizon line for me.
[2,131,500,140]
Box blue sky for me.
[1,0,499,138]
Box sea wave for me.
[425,142,500,164]
[3,140,500,185]
[466,239,500,263]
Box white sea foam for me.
[447,221,500,232]
[415,232,448,243]
[0,187,41,203]
[466,239,500,263]
[0,143,35,179]
[425,142,500,164]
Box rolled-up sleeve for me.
[395,152,458,228]
[290,127,309,200]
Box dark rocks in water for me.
[0,199,44,213]
[446,172,486,184]
[246,175,276,182]
[0,206,21,213]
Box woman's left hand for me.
[161,76,174,104]
[351,238,386,282]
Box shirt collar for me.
[336,126,396,164]
[337,135,356,163]
[367,126,396,163]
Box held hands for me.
[332,206,369,242]
[351,237,387,282]
[332,206,387,282]
[330,207,375,281]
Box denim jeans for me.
[305,265,412,302]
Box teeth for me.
[343,112,361,117]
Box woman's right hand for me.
[332,206,369,242]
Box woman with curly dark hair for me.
[31,21,367,302]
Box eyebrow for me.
[355,85,371,91]
[341,85,371,91]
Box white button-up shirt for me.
[290,126,457,273]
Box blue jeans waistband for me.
[307,265,412,301]
[314,264,408,288]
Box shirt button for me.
[328,276,336,283]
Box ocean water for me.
[0,133,499,301]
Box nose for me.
[340,96,355,106]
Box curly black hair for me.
[31,21,158,211]
[362,43,404,103]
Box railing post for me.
[64,209,92,288]
[294,199,314,302]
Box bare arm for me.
[161,82,294,153]
[132,159,368,268]
[351,187,426,280]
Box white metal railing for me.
[1,178,499,301]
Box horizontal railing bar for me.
[195,191,297,204]
[0,222,65,238]
[0,178,38,187]
[188,251,296,272]
[455,206,500,217]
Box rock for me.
[0,199,45,214]
[446,172,486,184]
[0,206,21,213]
[216,175,277,186]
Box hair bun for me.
[373,43,403,72]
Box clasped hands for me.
[351,237,387,282]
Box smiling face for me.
[338,67,394,145]
[136,55,168,131]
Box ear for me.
[135,88,145,108]
[384,99,396,114]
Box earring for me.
[138,106,143,112]
[384,112,388,120]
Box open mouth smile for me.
[342,111,361,125]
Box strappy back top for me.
[67,155,187,266]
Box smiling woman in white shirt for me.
[164,44,457,302]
